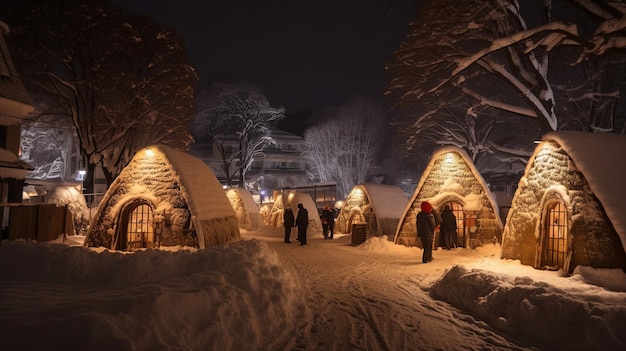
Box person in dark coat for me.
[417,201,436,263]
[283,206,295,243]
[296,203,309,245]
[321,205,335,239]
[440,205,457,249]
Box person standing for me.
[321,205,335,239]
[326,206,335,239]
[321,206,329,239]
[417,201,436,263]
[283,205,295,243]
[296,203,309,245]
[440,205,457,249]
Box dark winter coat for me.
[416,211,436,240]
[283,208,295,228]
[296,206,309,228]
[322,209,334,227]
[440,208,457,232]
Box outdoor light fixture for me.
[445,153,454,162]
[145,148,155,157]
[78,170,86,194]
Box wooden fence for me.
[1,204,74,243]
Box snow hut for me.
[268,191,322,233]
[394,146,502,248]
[501,131,626,274]
[225,187,262,231]
[85,145,240,250]
[336,183,409,238]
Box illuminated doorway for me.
[541,200,568,270]
[117,201,154,250]
[441,201,465,248]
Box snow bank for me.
[431,259,626,350]
[0,240,302,350]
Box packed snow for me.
[1,227,624,351]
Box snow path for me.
[245,232,536,350]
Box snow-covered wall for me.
[336,183,408,237]
[395,146,502,248]
[501,137,626,273]
[86,145,240,249]
[268,191,322,233]
[226,188,262,231]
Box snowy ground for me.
[0,227,625,350]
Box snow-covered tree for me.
[303,96,387,198]
[386,0,626,143]
[20,115,77,181]
[6,0,197,191]
[193,82,285,188]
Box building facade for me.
[190,126,310,203]
[0,20,34,204]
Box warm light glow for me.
[445,153,454,162]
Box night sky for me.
[113,0,417,114]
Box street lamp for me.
[78,170,86,193]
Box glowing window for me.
[543,201,568,269]
[126,204,154,250]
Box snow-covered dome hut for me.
[85,145,240,250]
[336,183,409,239]
[501,131,626,274]
[225,187,262,231]
[394,146,502,249]
[269,191,322,233]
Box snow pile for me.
[1,231,625,350]
[0,239,301,350]
[431,258,626,350]
[46,185,90,235]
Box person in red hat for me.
[417,201,436,263]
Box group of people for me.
[416,201,458,263]
[283,203,309,245]
[282,204,335,245]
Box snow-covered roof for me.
[226,188,260,214]
[360,183,409,220]
[150,145,235,220]
[0,147,33,179]
[406,145,502,224]
[542,131,626,254]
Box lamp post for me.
[78,170,86,194]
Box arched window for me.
[542,200,568,270]
[117,201,154,251]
